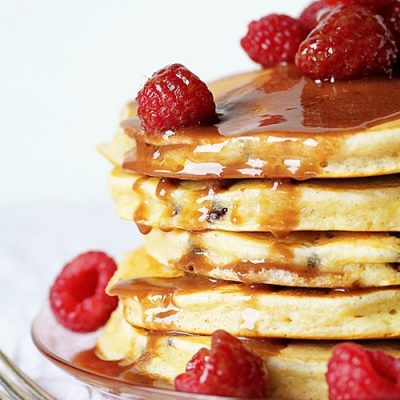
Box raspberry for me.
[383,1,400,49]
[326,0,393,11]
[296,4,398,80]
[299,1,332,32]
[241,14,308,68]
[326,343,400,400]
[136,64,217,132]
[175,330,268,398]
[49,251,118,332]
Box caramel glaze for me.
[132,177,153,234]
[72,348,132,378]
[181,230,294,270]
[72,336,400,389]
[72,348,166,388]
[158,231,400,287]
[133,177,221,234]
[177,231,322,284]
[109,274,400,334]
[132,174,400,236]
[122,64,400,180]
[110,274,400,306]
[73,335,287,388]
[133,176,301,237]
[259,180,299,238]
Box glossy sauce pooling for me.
[72,337,287,389]
[122,65,400,180]
[127,65,400,137]
[215,65,400,135]
[72,349,132,378]
[72,348,167,388]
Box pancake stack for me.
[97,65,400,400]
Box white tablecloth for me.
[0,201,143,399]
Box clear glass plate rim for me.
[31,304,239,400]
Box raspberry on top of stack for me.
[50,1,400,399]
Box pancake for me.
[108,168,400,234]
[101,65,400,180]
[96,306,400,400]
[96,71,261,169]
[106,244,182,291]
[144,229,400,288]
[109,248,400,340]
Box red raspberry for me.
[325,0,393,11]
[326,343,400,400]
[136,64,217,133]
[383,1,400,49]
[175,330,268,398]
[300,1,332,32]
[241,14,308,68]
[296,4,398,80]
[49,251,118,332]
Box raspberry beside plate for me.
[49,251,118,333]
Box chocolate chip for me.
[207,207,228,223]
[307,254,321,269]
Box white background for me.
[0,0,306,204]
[0,1,307,398]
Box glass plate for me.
[32,305,238,400]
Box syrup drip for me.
[71,338,400,388]
[175,242,345,288]
[109,273,397,334]
[72,335,288,389]
[176,230,327,283]
[155,178,179,200]
[122,64,400,180]
[132,177,153,234]
[257,179,299,237]
[179,246,340,288]
[110,271,395,305]
[132,176,302,236]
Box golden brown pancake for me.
[106,245,182,291]
[145,229,400,288]
[109,248,400,340]
[100,65,400,181]
[108,168,400,234]
[97,306,400,400]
